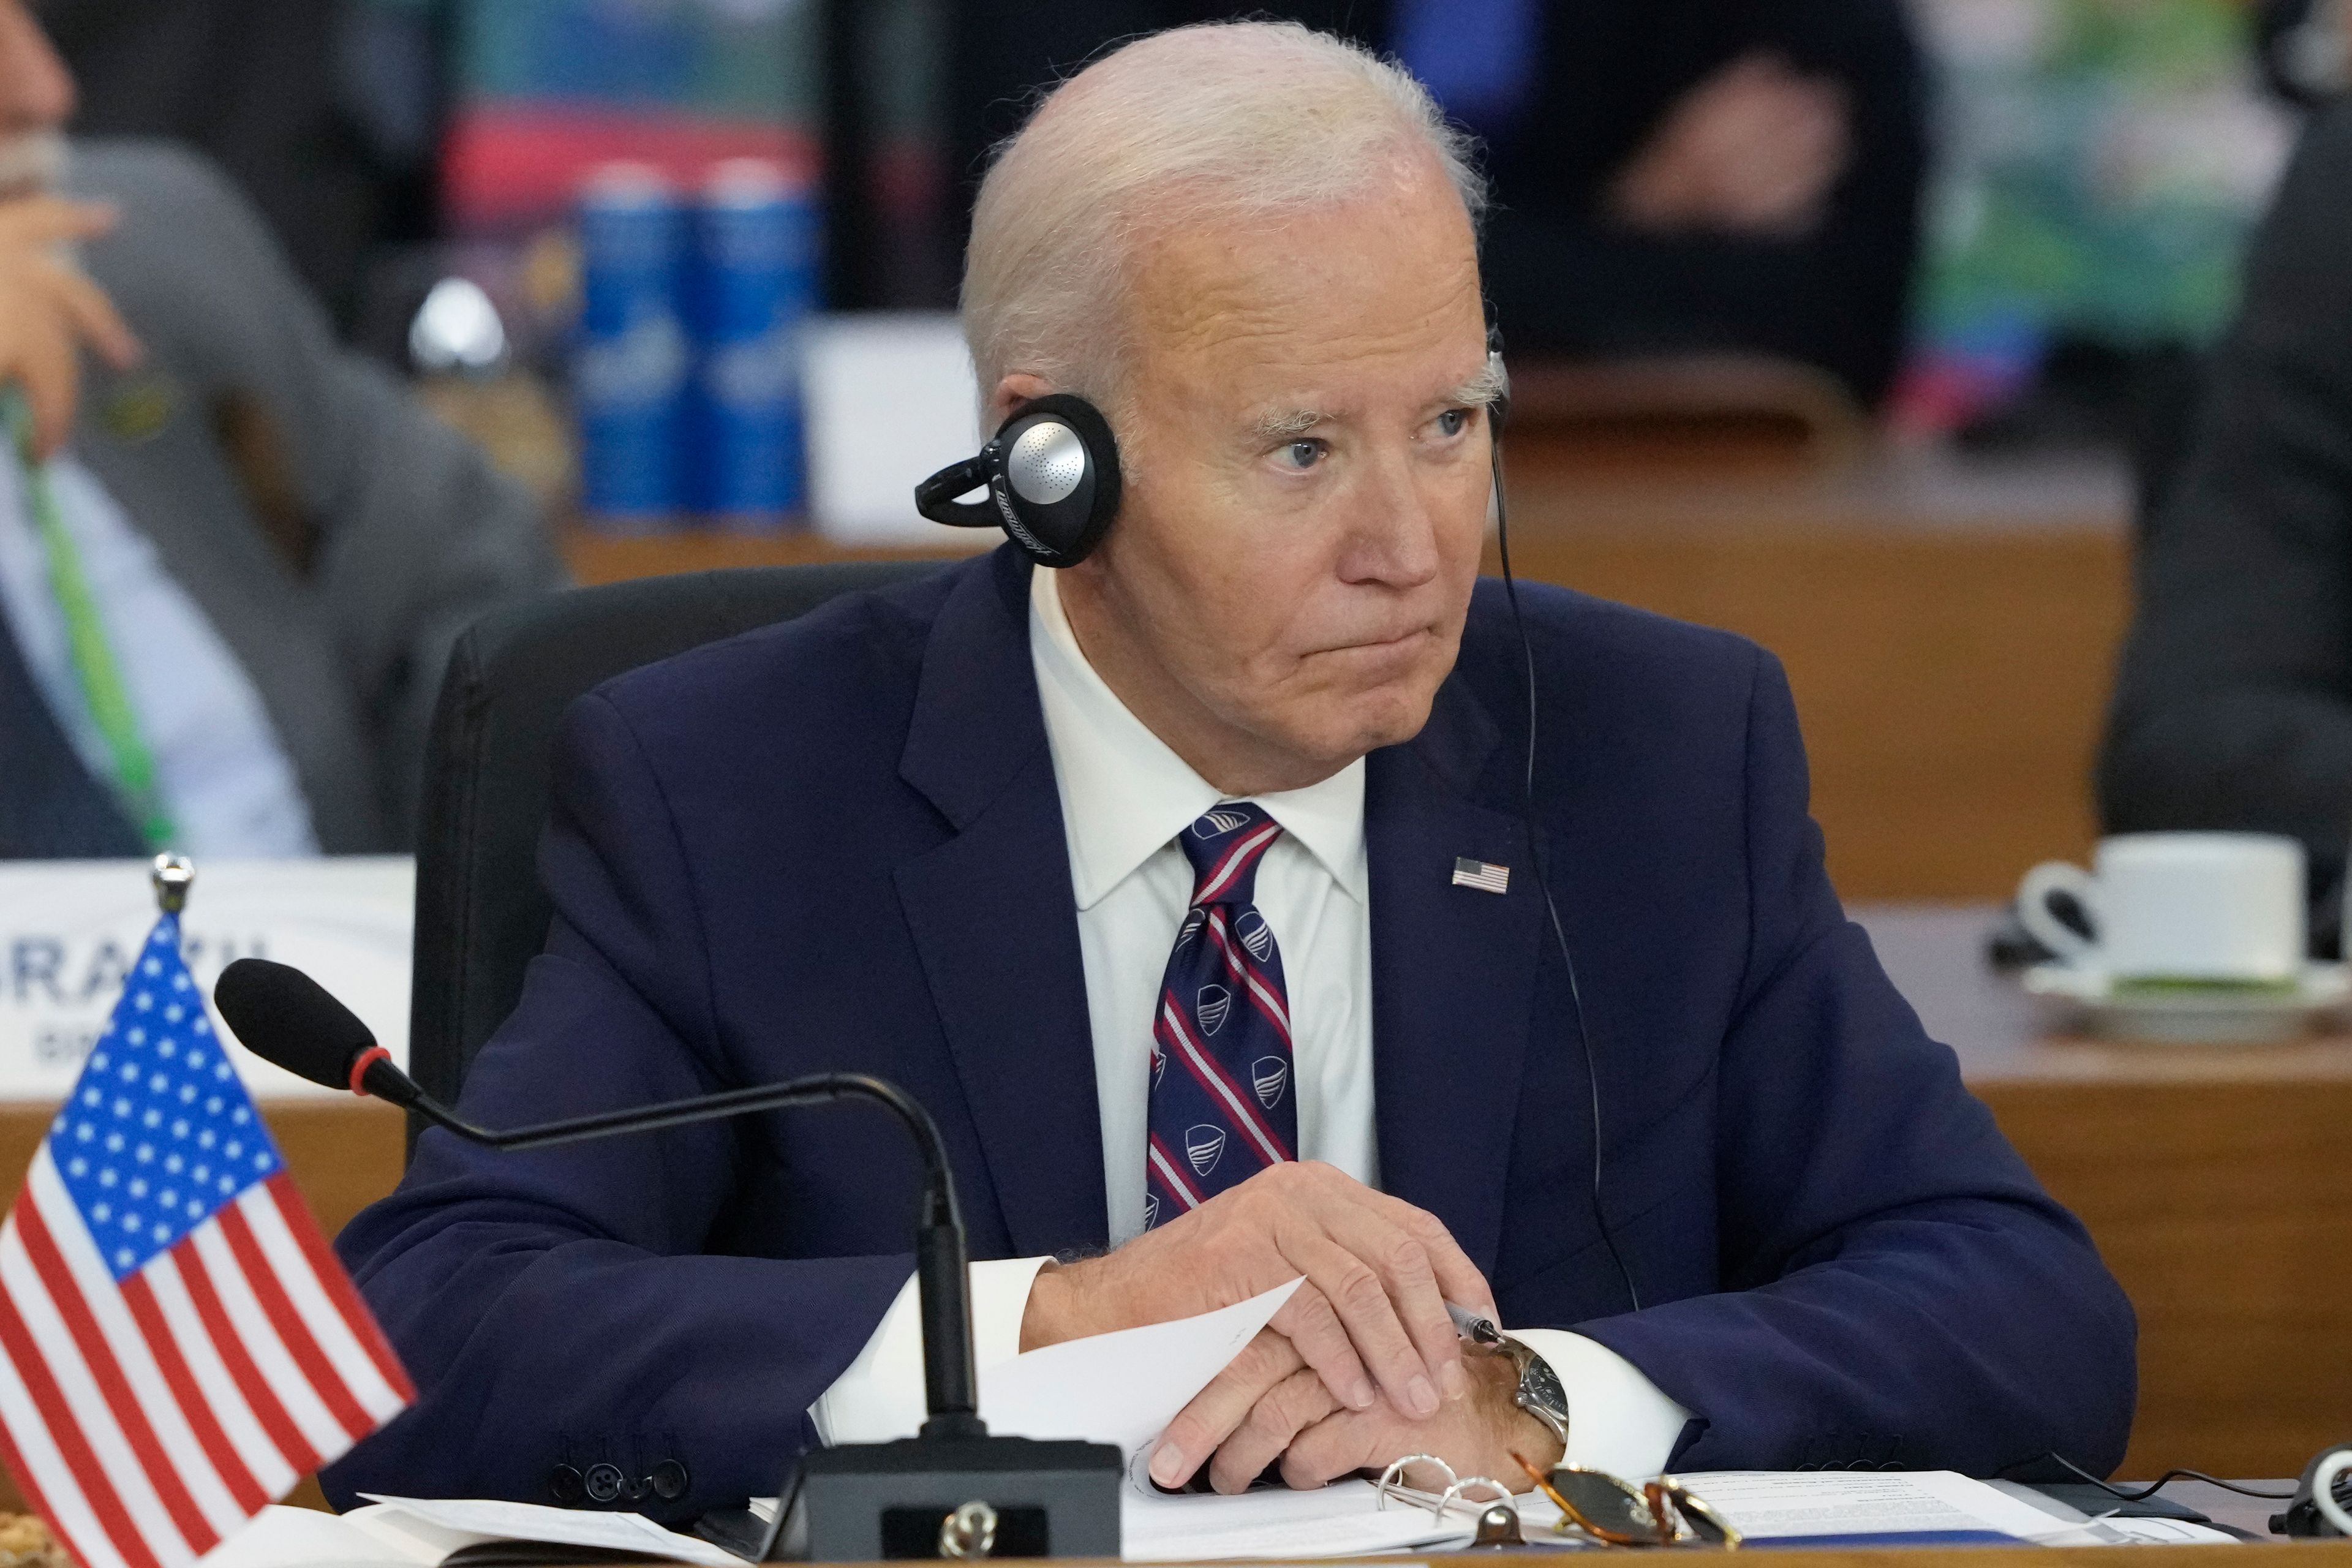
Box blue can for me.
[573,164,688,526]
[684,159,819,526]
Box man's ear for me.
[986,372,1057,431]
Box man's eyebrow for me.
[1252,407,1327,440]
[1449,361,1509,409]
[1248,366,1507,441]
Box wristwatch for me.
[1473,1331,1571,1455]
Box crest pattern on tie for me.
[1145,802,1295,1225]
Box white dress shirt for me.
[0,450,317,856]
[811,566,1689,1477]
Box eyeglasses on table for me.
[1370,1453,1741,1549]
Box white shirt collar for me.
[1028,565,1368,911]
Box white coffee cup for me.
[2305,1457,2352,1542]
[2312,1450,2352,1537]
[2015,832,2305,982]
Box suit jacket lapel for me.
[895,548,1109,1257]
[0,603,146,858]
[1368,675,1547,1280]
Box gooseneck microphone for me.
[213,957,981,1436]
[213,959,1120,1559]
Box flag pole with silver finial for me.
[150,853,194,915]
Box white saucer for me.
[2021,960,2352,1043]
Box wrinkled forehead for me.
[1121,167,1488,420]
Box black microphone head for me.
[213,958,378,1093]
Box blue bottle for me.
[573,164,688,527]
[685,158,819,527]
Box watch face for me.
[1523,1357,1567,1415]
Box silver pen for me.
[1445,1298,1504,1345]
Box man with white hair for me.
[331,22,2135,1516]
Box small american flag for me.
[0,914,411,1568]
[1451,857,1511,894]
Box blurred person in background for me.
[0,0,562,861]
[945,0,1926,407]
[31,0,444,334]
[2100,100,2352,940]
[2260,0,2352,108]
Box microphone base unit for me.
[699,1435,1122,1561]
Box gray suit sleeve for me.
[2098,105,2352,872]
[96,146,568,842]
[303,356,567,841]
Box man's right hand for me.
[0,195,140,460]
[1019,1161,1495,1482]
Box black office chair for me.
[404,560,946,1153]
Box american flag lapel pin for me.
[1451,856,1510,894]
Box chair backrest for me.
[405,560,945,1148]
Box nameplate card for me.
[0,858,413,1102]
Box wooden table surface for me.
[1852,904,2352,1482]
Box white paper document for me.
[984,1277,1351,1558]
[1518,1469,2066,1544]
[196,1506,424,1568]
[1124,1479,1474,1561]
[355,1494,743,1567]
[986,1276,1301,1455]
[2075,1516,2242,1545]
[192,1499,734,1568]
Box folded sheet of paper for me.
[986,1276,1300,1458]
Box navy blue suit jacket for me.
[326,546,2135,1517]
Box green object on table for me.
[2108,975,2302,997]
[3,390,176,850]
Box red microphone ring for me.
[349,1045,393,1097]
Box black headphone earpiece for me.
[913,393,1125,568]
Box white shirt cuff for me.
[807,1256,1052,1447]
[1511,1329,1692,1479]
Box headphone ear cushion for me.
[992,393,1123,567]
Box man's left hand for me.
[1174,1337,1564,1494]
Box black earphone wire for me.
[2019,1450,2294,1503]
[1490,427,1643,1314]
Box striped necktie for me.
[1145,802,1296,1228]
